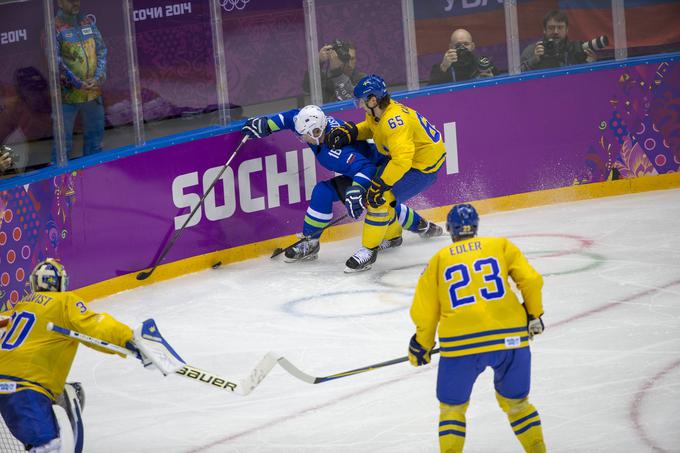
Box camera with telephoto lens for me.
[542,38,564,59]
[331,39,352,64]
[581,35,609,52]
[452,43,474,67]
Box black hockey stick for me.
[137,136,250,280]
[276,348,441,384]
[271,214,349,258]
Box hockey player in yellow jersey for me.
[0,258,184,452]
[327,74,445,272]
[408,204,546,453]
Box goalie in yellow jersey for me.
[0,258,185,453]
[327,74,445,272]
[408,204,546,453]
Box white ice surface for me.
[69,189,680,453]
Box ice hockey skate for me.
[344,246,378,273]
[284,237,320,263]
[378,236,403,251]
[417,219,443,239]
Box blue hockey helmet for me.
[353,74,388,103]
[30,258,69,292]
[446,204,479,239]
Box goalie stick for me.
[271,214,349,258]
[46,322,277,396]
[136,135,250,281]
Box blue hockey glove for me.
[344,183,366,220]
[366,177,391,209]
[326,121,358,149]
[242,117,271,139]
[408,334,432,367]
[527,315,544,339]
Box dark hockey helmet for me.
[353,74,388,104]
[446,204,479,240]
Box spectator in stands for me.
[521,10,598,72]
[429,29,498,86]
[303,39,366,103]
[55,0,107,156]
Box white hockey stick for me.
[46,323,277,396]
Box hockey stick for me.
[136,135,250,281]
[271,214,349,258]
[46,322,277,396]
[275,348,441,384]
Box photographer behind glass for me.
[303,39,366,103]
[521,10,608,72]
[429,29,497,86]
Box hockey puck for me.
[273,247,283,255]
[212,261,222,269]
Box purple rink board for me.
[1,59,678,308]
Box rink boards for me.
[0,55,678,308]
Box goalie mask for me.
[294,105,327,145]
[30,258,69,292]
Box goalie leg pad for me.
[50,405,74,453]
[133,318,186,376]
[56,383,84,453]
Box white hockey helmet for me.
[293,105,327,145]
[30,258,69,292]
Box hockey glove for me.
[408,334,432,367]
[527,315,544,339]
[344,183,366,220]
[130,319,186,376]
[326,121,358,149]
[125,340,155,371]
[366,177,391,209]
[242,117,271,139]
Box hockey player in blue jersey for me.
[242,105,440,264]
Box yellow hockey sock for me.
[496,393,546,453]
[439,401,469,453]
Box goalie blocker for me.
[129,319,186,376]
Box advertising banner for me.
[1,58,678,309]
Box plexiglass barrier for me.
[0,0,678,182]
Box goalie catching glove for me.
[408,334,433,367]
[326,121,358,149]
[242,117,271,139]
[126,318,186,376]
[344,183,366,219]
